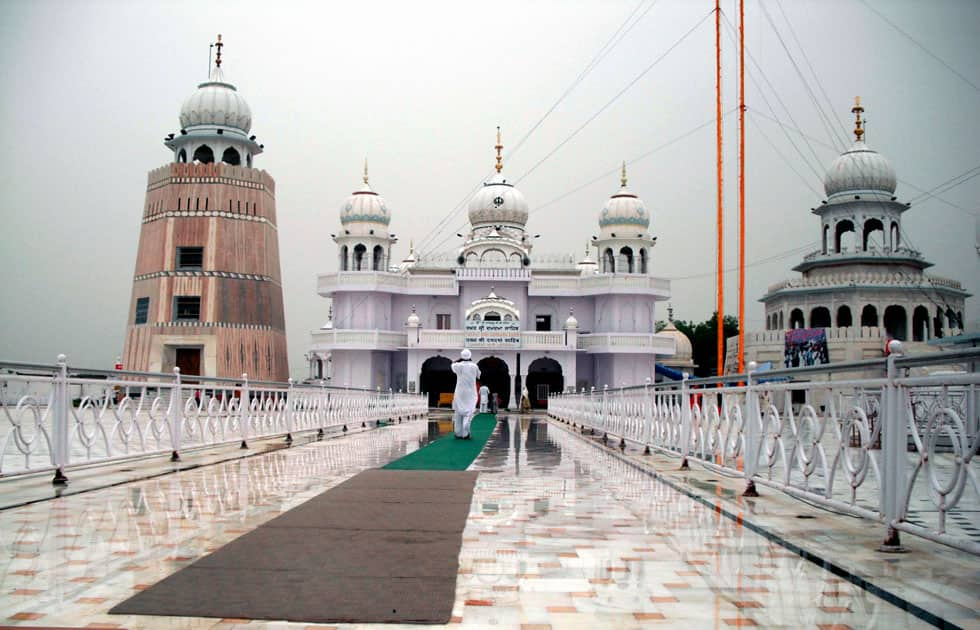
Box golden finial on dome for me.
[495,126,503,174]
[852,96,865,142]
[621,161,628,188]
[363,158,369,185]
[214,34,223,68]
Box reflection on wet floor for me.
[454,415,931,628]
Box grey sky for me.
[1,0,978,379]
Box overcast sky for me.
[1,0,978,379]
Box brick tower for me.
[122,36,288,381]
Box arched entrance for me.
[420,356,455,408]
[525,357,563,409]
[477,356,510,412]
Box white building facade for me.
[737,100,971,368]
[309,135,674,408]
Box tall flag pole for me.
[715,0,725,377]
[737,0,746,374]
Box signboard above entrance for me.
[464,320,520,348]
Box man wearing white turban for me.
[451,348,480,438]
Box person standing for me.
[451,348,481,438]
[479,384,490,414]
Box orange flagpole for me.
[715,0,724,377]
[737,0,746,374]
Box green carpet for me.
[384,414,497,470]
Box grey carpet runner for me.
[110,469,477,624]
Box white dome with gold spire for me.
[599,163,649,231]
[179,36,252,133]
[823,98,896,200]
[467,128,529,227]
[340,160,391,227]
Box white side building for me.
[309,133,675,408]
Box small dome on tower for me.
[340,160,391,226]
[406,305,421,327]
[823,98,897,200]
[599,162,649,229]
[660,318,692,361]
[467,128,529,227]
[564,308,579,330]
[179,37,252,133]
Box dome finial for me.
[495,126,503,174]
[363,157,369,185]
[621,161,628,188]
[214,34,223,68]
[852,96,865,142]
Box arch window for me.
[246,154,253,168]
[861,304,878,327]
[639,248,648,274]
[222,147,241,166]
[484,311,501,322]
[810,306,831,328]
[177,149,187,163]
[192,144,214,164]
[779,311,784,329]
[912,305,929,342]
[835,220,855,253]
[946,308,957,330]
[863,218,884,251]
[789,308,805,329]
[890,221,900,250]
[822,224,829,255]
[620,246,634,273]
[934,306,945,338]
[883,305,908,341]
[837,305,852,328]
[603,248,615,273]
[353,244,366,271]
[340,245,349,271]
[372,245,384,271]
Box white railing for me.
[530,273,671,295]
[310,329,406,350]
[548,344,980,555]
[0,356,427,483]
[577,332,675,354]
[318,271,458,295]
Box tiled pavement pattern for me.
[0,413,972,628]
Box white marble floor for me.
[0,415,948,628]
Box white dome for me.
[823,140,896,199]
[599,186,649,229]
[468,174,529,226]
[406,306,420,327]
[179,70,252,133]
[564,309,579,329]
[340,183,391,226]
[660,320,692,360]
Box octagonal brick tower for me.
[122,36,288,381]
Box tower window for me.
[173,296,201,321]
[222,147,241,166]
[192,144,214,164]
[134,297,149,325]
[535,315,551,331]
[436,314,452,329]
[176,246,204,270]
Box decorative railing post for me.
[743,361,760,497]
[601,385,609,442]
[51,354,70,484]
[680,373,692,470]
[589,386,596,433]
[240,373,250,449]
[880,340,906,551]
[642,378,653,455]
[285,378,294,444]
[169,367,183,462]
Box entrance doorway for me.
[176,348,201,377]
[477,356,510,411]
[420,356,455,407]
[525,357,563,409]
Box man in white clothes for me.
[451,348,481,439]
[479,384,490,414]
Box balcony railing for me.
[577,332,675,354]
[311,329,406,350]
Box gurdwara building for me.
[122,38,288,381]
[309,132,675,408]
[735,99,970,369]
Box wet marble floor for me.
[0,414,947,628]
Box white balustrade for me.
[548,347,980,555]
[0,357,427,482]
